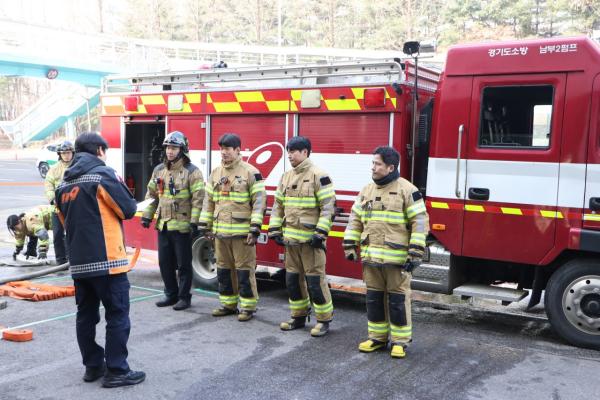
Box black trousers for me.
[52,212,67,263]
[74,273,131,374]
[158,228,193,302]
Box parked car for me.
[36,144,59,178]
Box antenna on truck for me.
[403,41,420,183]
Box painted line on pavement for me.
[0,293,163,334]
[0,182,44,186]
[194,288,219,297]
[130,285,162,293]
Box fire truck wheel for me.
[38,162,49,179]
[545,259,600,350]
[191,236,218,291]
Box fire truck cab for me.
[424,36,600,350]
[100,36,600,350]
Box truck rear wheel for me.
[38,162,49,179]
[191,237,218,291]
[545,259,600,349]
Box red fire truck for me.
[100,36,600,349]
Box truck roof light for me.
[364,88,386,108]
[168,95,184,111]
[301,90,322,108]
[124,96,139,112]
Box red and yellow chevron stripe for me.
[101,87,398,116]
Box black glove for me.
[141,217,151,229]
[271,235,285,246]
[250,226,261,237]
[403,259,421,273]
[13,245,23,261]
[190,223,200,239]
[38,250,47,260]
[309,234,325,249]
[344,247,357,261]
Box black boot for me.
[155,297,177,307]
[173,299,190,311]
[280,316,306,331]
[102,370,146,388]
[83,363,106,382]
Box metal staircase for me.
[1,84,99,146]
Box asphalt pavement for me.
[1,159,599,400]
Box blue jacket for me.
[56,152,137,279]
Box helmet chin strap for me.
[165,147,184,168]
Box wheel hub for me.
[563,275,600,335]
[580,294,600,318]
[191,237,217,280]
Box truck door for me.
[584,75,600,233]
[462,74,566,264]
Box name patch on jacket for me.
[320,176,332,186]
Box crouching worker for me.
[7,205,54,262]
[343,146,429,359]
[56,132,145,388]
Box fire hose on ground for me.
[0,261,70,285]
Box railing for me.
[3,84,99,146]
[0,19,411,72]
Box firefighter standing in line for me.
[198,133,266,322]
[268,136,336,337]
[141,131,205,311]
[343,146,429,358]
[7,205,54,261]
[44,140,74,265]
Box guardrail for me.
[0,19,409,72]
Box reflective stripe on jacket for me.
[200,156,266,238]
[268,158,335,244]
[143,158,205,232]
[44,160,70,205]
[14,205,53,250]
[56,152,137,279]
[343,177,429,266]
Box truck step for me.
[453,284,528,303]
[411,263,450,293]
[411,244,452,294]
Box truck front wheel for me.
[38,162,49,179]
[191,236,218,291]
[545,259,600,349]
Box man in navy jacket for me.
[56,132,145,388]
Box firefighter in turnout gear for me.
[6,205,54,261]
[343,146,429,358]
[142,131,205,311]
[43,140,74,264]
[268,136,336,337]
[199,133,266,322]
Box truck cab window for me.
[478,85,554,149]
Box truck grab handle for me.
[455,124,464,198]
